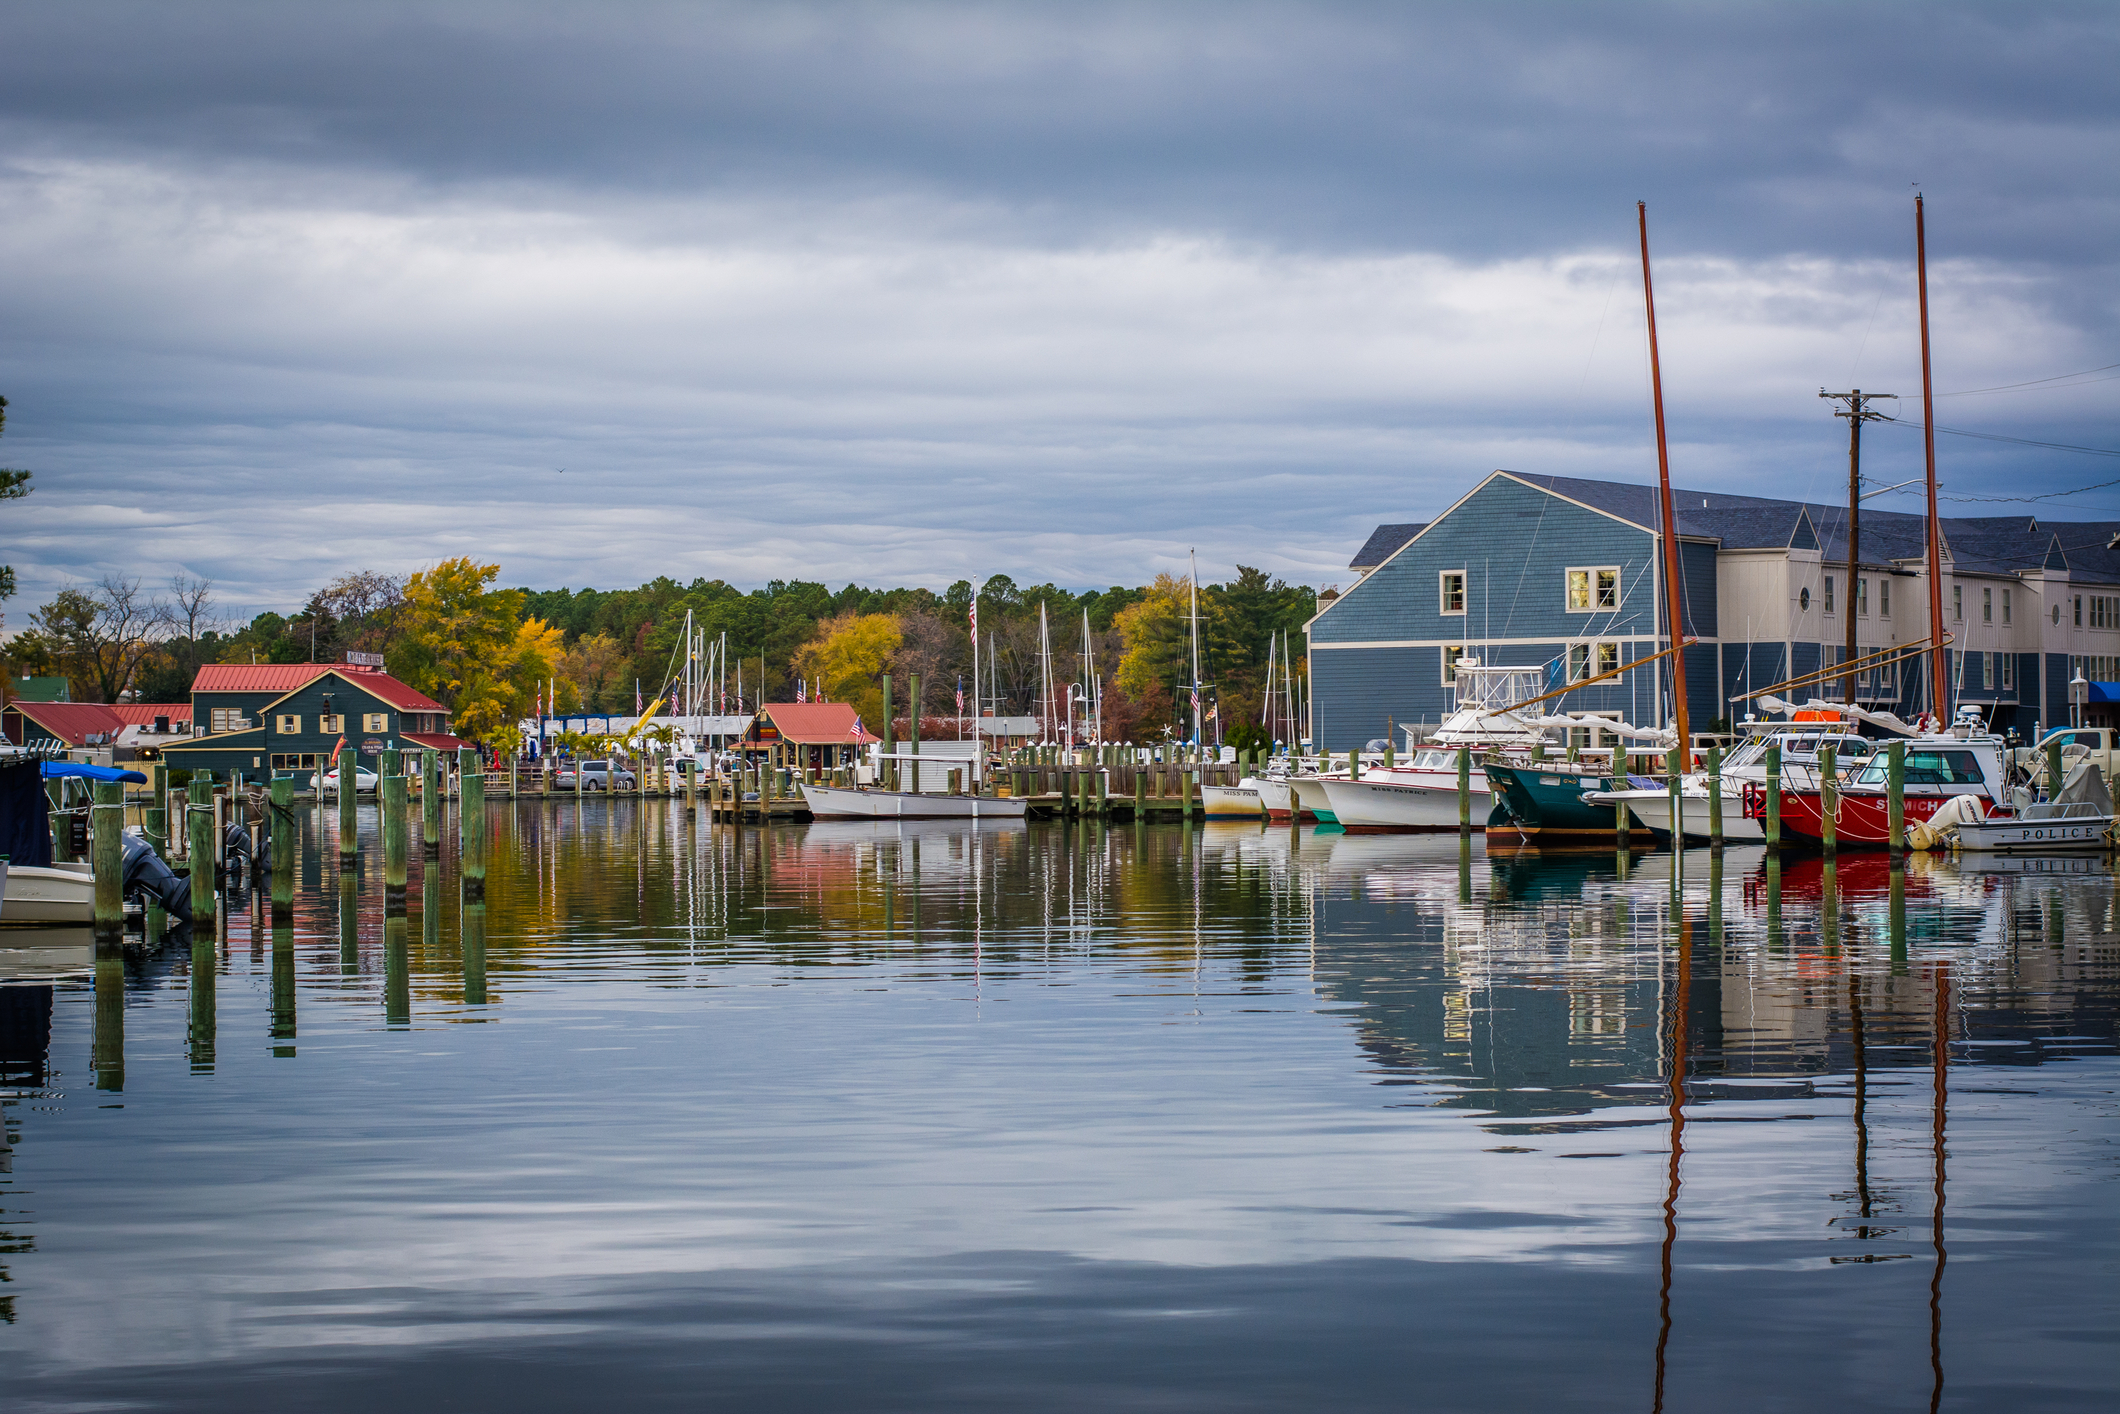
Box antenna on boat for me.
[1639,202,1691,753]
[1915,194,1949,723]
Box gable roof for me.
[1350,523,1426,569]
[192,663,447,715]
[4,701,127,745]
[107,703,192,726]
[760,702,875,744]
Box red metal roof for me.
[5,701,125,744]
[403,731,478,752]
[759,702,875,744]
[108,703,192,725]
[189,663,446,714]
[191,663,330,693]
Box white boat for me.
[2,861,94,925]
[1288,773,1341,822]
[1201,783,1267,818]
[800,783,1028,820]
[1955,764,2113,855]
[1317,766,1493,831]
[1246,775,1297,819]
[1591,782,1767,842]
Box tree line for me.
[4,561,1316,748]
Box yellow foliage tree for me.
[390,558,556,749]
[555,631,624,714]
[791,613,903,731]
[1113,573,1192,703]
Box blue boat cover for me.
[2,759,54,866]
[41,762,150,784]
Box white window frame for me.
[1568,640,1621,683]
[1881,579,1890,617]
[1953,584,1963,621]
[1856,577,1868,615]
[1983,587,1993,624]
[1825,575,1835,614]
[2001,654,2014,690]
[1566,566,1621,613]
[2002,587,2011,624]
[1982,653,1994,689]
[1441,644,1465,686]
[1439,571,1466,616]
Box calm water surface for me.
[2,801,2115,1411]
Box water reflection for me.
[0,800,2112,1410]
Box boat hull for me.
[2,864,94,924]
[1483,764,1645,840]
[799,784,1028,819]
[1614,789,1766,843]
[1316,774,1491,831]
[1953,816,2110,854]
[1245,776,1298,820]
[1755,788,1950,848]
[1287,776,1337,824]
[1200,785,1266,818]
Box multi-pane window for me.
[275,714,301,734]
[2002,655,2015,690]
[1439,572,1466,615]
[1596,642,1619,676]
[1569,643,1591,681]
[1441,645,1465,685]
[1983,587,1993,624]
[1982,653,1994,689]
[1953,585,1963,621]
[2003,588,2012,624]
[270,754,321,770]
[363,712,389,733]
[2091,596,2117,630]
[1824,575,1835,613]
[1566,567,1620,612]
[2072,656,2119,681]
[1568,642,1620,682]
[2076,596,2083,627]
[1881,579,1890,616]
[1857,577,1869,615]
[319,714,344,734]
[209,708,252,733]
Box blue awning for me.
[2087,682,2120,704]
[42,762,150,784]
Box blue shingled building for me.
[1307,470,2120,750]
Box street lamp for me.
[2070,671,2090,729]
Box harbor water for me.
[2,801,2115,1411]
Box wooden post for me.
[338,743,358,859]
[1666,744,1682,844]
[1764,744,1782,850]
[1457,746,1472,832]
[381,756,408,905]
[459,747,486,901]
[1348,747,1361,782]
[92,781,124,941]
[188,774,216,927]
[1819,744,1838,854]
[1706,747,1724,849]
[1887,740,1906,856]
[907,673,921,795]
[270,775,295,921]
[1133,765,1144,817]
[422,749,441,855]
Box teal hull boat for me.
[1483,763,1647,842]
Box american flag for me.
[969,599,978,638]
[797,679,807,702]
[1189,686,1200,711]
[956,678,965,714]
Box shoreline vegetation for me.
[4,561,1315,748]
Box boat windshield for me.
[1413,750,1453,770]
[1853,749,1987,786]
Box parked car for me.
[555,759,637,791]
[316,764,379,794]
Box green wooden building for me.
[162,663,470,788]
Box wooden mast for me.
[1915,195,1949,722]
[1638,202,1690,753]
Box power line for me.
[1936,361,2120,397]
[1875,414,2120,460]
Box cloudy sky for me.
[2,1,2115,619]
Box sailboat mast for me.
[1916,194,1948,721]
[1039,602,1052,741]
[1189,550,1202,745]
[1638,201,1691,753]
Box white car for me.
[316,764,380,794]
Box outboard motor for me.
[121,832,191,917]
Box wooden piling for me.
[1457,746,1472,832]
[92,781,124,941]
[270,775,296,921]
[422,749,441,855]
[338,744,358,859]
[459,747,486,901]
[188,774,216,927]
[1706,747,1723,848]
[1887,740,1906,856]
[1819,744,1838,854]
[381,757,409,905]
[1764,744,1782,849]
[907,673,921,795]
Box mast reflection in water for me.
[0,804,2113,1412]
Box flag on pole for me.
[1190,687,1201,712]
[329,736,346,764]
[956,678,965,714]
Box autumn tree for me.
[31,576,167,703]
[791,613,902,730]
[556,632,625,712]
[390,558,556,746]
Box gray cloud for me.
[0,2,2115,617]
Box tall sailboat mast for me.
[1189,550,1202,744]
[1038,602,1053,741]
[1638,201,1691,752]
[1915,194,1948,721]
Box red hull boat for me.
[1746,785,1957,848]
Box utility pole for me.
[1820,389,1897,704]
